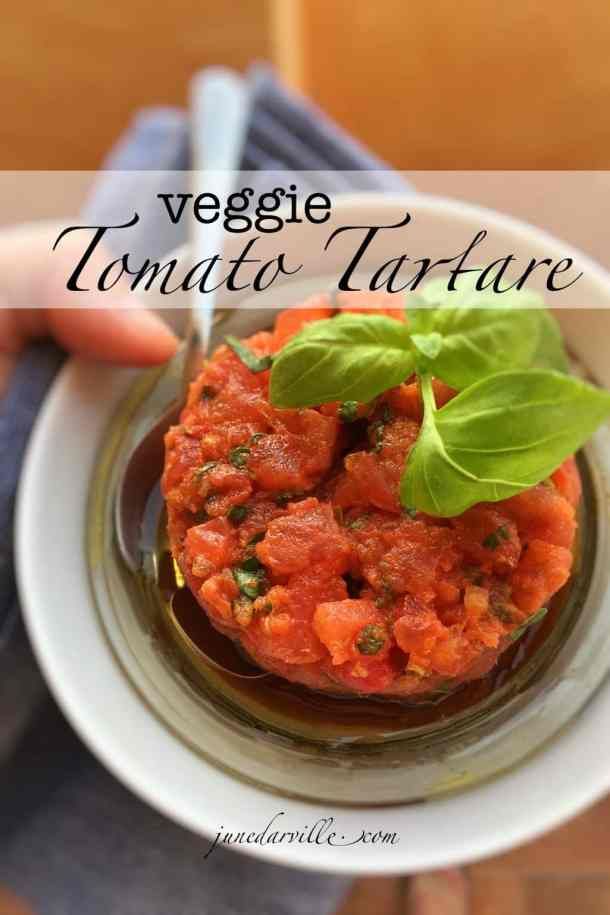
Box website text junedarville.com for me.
[204,813,400,859]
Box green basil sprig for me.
[226,335,273,373]
[268,284,610,516]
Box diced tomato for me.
[355,519,458,604]
[393,599,464,677]
[249,409,339,492]
[244,567,346,665]
[384,379,456,421]
[333,416,421,513]
[510,539,573,613]
[336,290,406,321]
[256,498,352,576]
[271,295,333,349]
[196,462,252,517]
[199,570,238,624]
[551,457,582,508]
[332,655,401,693]
[314,599,389,665]
[451,505,521,574]
[503,483,576,549]
[184,517,237,577]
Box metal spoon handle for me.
[186,68,251,369]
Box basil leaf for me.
[400,377,480,516]
[409,278,545,313]
[410,305,541,390]
[401,370,610,516]
[410,332,443,361]
[510,607,548,642]
[409,281,569,387]
[531,310,570,372]
[270,313,415,408]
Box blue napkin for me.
[0,64,407,914]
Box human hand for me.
[0,222,178,392]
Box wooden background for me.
[0,0,270,168]
[4,0,610,168]
[296,0,610,168]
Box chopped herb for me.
[201,385,216,400]
[274,490,303,506]
[374,584,394,608]
[464,565,484,585]
[482,525,510,550]
[227,505,248,524]
[346,514,370,530]
[250,432,265,444]
[241,554,263,573]
[232,566,265,600]
[225,335,273,373]
[435,680,454,694]
[247,531,265,546]
[194,461,217,479]
[369,405,393,453]
[357,624,387,655]
[229,445,250,469]
[429,680,454,696]
[510,607,548,642]
[370,420,385,452]
[190,508,209,524]
[403,506,417,519]
[339,401,359,423]
[491,602,514,625]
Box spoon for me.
[114,69,270,680]
[115,68,249,573]
[165,589,270,680]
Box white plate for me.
[16,193,610,874]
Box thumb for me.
[44,307,180,366]
[0,221,179,366]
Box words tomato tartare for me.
[162,295,580,697]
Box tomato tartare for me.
[162,295,580,697]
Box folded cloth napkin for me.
[0,64,407,914]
